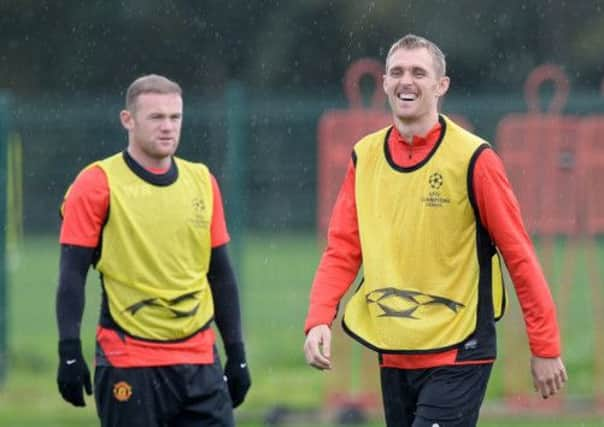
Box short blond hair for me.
[385,34,447,77]
[125,74,182,111]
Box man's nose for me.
[159,119,173,131]
[400,71,413,84]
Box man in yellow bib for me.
[304,34,566,427]
[56,75,250,426]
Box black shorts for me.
[94,355,234,427]
[380,363,493,427]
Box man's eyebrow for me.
[388,64,428,72]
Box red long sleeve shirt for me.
[305,122,561,369]
[60,163,230,366]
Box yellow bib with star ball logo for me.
[343,116,505,353]
[94,152,214,341]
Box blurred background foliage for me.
[1,0,604,97]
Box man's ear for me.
[436,76,450,98]
[120,110,133,131]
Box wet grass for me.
[0,233,601,426]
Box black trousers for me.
[380,363,493,427]
[94,356,234,427]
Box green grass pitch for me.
[0,233,602,426]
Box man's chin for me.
[394,111,419,122]
[155,145,178,157]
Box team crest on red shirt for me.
[113,381,133,402]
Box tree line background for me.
[2,0,604,98]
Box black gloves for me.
[224,342,251,408]
[57,339,92,407]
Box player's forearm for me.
[508,258,561,357]
[304,241,362,333]
[56,245,94,341]
[497,237,560,355]
[208,245,243,345]
[305,251,361,330]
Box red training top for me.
[305,122,561,369]
[60,163,230,367]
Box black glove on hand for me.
[224,342,251,408]
[57,339,92,407]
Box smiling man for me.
[55,74,251,427]
[303,34,566,427]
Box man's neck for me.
[393,112,439,144]
[127,146,171,171]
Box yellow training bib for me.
[343,116,505,353]
[94,153,214,341]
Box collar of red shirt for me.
[390,121,443,147]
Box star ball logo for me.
[428,172,443,189]
[366,287,465,319]
[189,197,209,228]
[422,172,449,207]
[192,197,205,213]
